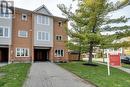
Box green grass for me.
[0,63,31,87]
[122,63,130,69]
[58,61,130,87]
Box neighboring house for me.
[0,5,12,62]
[119,37,130,56]
[124,47,130,56]
[103,48,123,55]
[103,37,130,57]
[0,4,68,63]
[11,8,33,62]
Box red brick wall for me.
[8,9,68,63]
[53,17,68,62]
[10,9,33,62]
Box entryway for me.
[34,49,49,62]
[0,48,8,63]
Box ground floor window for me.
[55,49,64,57]
[16,48,29,57]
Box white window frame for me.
[55,49,64,57]
[58,21,63,27]
[16,48,29,57]
[37,31,50,41]
[37,15,50,25]
[56,35,62,41]
[22,14,28,21]
[0,8,11,19]
[45,32,50,41]
[45,16,49,25]
[0,26,9,38]
[37,15,41,24]
[18,30,28,38]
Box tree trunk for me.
[88,42,94,64]
[78,52,81,61]
[78,45,81,61]
[102,49,105,63]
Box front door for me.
[34,49,49,61]
[0,48,8,62]
[0,49,2,62]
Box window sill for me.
[37,23,50,26]
[0,36,9,38]
[15,56,30,57]
[18,36,28,38]
[0,17,11,19]
[37,40,50,41]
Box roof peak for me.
[34,4,53,16]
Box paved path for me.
[23,62,95,87]
[117,67,130,74]
[98,62,130,74]
[0,63,7,67]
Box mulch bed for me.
[83,63,98,66]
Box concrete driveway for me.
[0,63,7,67]
[23,62,95,87]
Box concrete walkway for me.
[23,62,95,87]
[117,67,130,74]
[0,63,7,67]
[98,62,130,74]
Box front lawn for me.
[0,63,31,87]
[58,61,130,87]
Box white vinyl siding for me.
[37,15,49,25]
[16,48,29,57]
[55,49,64,57]
[0,26,9,38]
[37,31,50,41]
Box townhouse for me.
[0,4,68,63]
[0,6,12,62]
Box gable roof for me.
[53,16,68,22]
[15,7,33,14]
[34,4,53,16]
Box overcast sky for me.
[12,0,130,26]
[12,0,130,17]
[12,0,77,17]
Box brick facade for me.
[53,17,68,62]
[10,8,33,63]
[0,6,68,63]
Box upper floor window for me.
[0,8,10,18]
[18,30,28,38]
[16,48,29,57]
[55,49,64,57]
[37,31,50,41]
[56,35,62,41]
[0,26,9,38]
[22,14,27,21]
[58,21,63,27]
[37,15,49,25]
